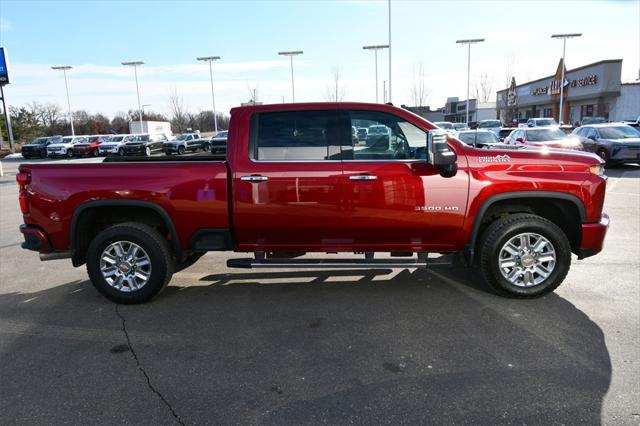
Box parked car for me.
[623,116,639,128]
[433,121,455,133]
[163,133,209,155]
[572,123,640,165]
[526,118,558,128]
[505,127,582,150]
[124,134,168,156]
[210,131,228,154]
[477,119,502,136]
[365,124,391,147]
[17,102,608,304]
[20,136,62,159]
[73,135,112,157]
[498,128,516,141]
[452,123,468,131]
[46,136,88,158]
[455,130,517,149]
[580,117,607,126]
[98,134,136,156]
[356,127,368,141]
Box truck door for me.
[232,109,348,249]
[340,109,468,250]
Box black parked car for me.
[21,136,62,159]
[123,134,168,156]
[209,131,228,154]
[572,124,640,165]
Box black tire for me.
[92,149,99,157]
[479,213,571,298]
[176,252,205,272]
[118,147,125,156]
[203,143,210,152]
[145,146,151,156]
[86,222,174,304]
[177,146,185,155]
[66,149,74,158]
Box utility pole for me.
[551,33,582,124]
[197,56,221,133]
[455,38,485,124]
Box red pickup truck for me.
[17,102,609,303]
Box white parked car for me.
[526,118,558,128]
[433,121,456,134]
[477,119,502,136]
[98,134,136,156]
[46,136,88,158]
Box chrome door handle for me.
[349,174,378,181]
[241,175,269,182]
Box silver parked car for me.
[572,124,640,165]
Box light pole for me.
[363,45,389,103]
[51,65,75,136]
[197,56,221,133]
[142,104,151,120]
[455,38,485,124]
[551,33,582,124]
[388,0,392,102]
[121,61,144,133]
[278,51,303,102]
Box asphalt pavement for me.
[0,156,638,424]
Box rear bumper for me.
[19,224,52,253]
[578,213,609,259]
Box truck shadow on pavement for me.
[0,266,611,425]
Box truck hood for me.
[467,144,603,169]
[47,143,73,149]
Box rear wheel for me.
[86,222,174,304]
[145,146,151,156]
[203,142,211,152]
[479,213,571,298]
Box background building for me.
[405,98,496,123]
[497,59,627,125]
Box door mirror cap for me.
[427,129,458,178]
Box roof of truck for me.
[231,102,399,114]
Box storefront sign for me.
[531,74,598,96]
[571,74,597,87]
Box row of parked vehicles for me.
[439,119,640,166]
[20,131,230,159]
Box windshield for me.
[526,128,566,141]
[598,126,640,139]
[458,131,499,146]
[478,120,501,128]
[176,134,189,141]
[215,131,228,137]
[137,135,150,141]
[30,137,49,145]
[582,117,606,124]
[534,119,557,126]
[61,137,73,143]
[368,125,388,134]
[434,122,454,129]
[110,136,124,142]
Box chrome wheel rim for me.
[498,233,556,287]
[100,241,152,292]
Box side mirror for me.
[516,137,524,143]
[427,129,457,178]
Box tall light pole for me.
[551,33,582,124]
[51,65,75,136]
[363,45,389,103]
[388,0,392,103]
[197,56,221,133]
[121,61,144,133]
[142,104,151,120]
[278,51,303,102]
[455,38,485,124]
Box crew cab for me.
[73,135,112,157]
[16,102,609,304]
[163,133,210,155]
[98,134,136,156]
[21,136,62,159]
[46,136,88,158]
[123,133,168,156]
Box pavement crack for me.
[115,305,186,425]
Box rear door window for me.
[252,110,346,161]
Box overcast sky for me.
[1,0,638,118]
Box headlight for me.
[589,165,605,176]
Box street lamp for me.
[278,51,303,102]
[197,56,221,133]
[51,65,75,136]
[363,45,389,103]
[551,33,582,124]
[121,61,144,133]
[455,38,485,124]
[142,104,151,120]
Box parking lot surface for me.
[0,157,639,424]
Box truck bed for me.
[19,158,230,252]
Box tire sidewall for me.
[483,218,571,297]
[87,226,170,304]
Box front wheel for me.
[203,142,210,152]
[66,149,74,158]
[86,222,174,304]
[145,146,151,156]
[479,214,571,298]
[177,146,185,155]
[118,147,125,156]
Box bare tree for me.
[324,67,346,102]
[167,86,188,133]
[473,73,494,103]
[41,103,62,128]
[409,62,428,107]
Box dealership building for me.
[496,59,639,125]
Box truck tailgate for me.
[19,161,230,251]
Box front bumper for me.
[610,147,640,163]
[578,213,609,259]
[99,146,120,154]
[124,145,146,155]
[20,224,52,253]
[73,147,97,155]
[163,144,181,153]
